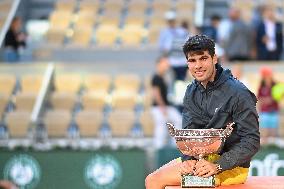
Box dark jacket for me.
[182,64,260,171]
[256,21,283,60]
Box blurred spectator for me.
[151,55,182,149]
[181,20,189,32]
[201,14,221,42]
[256,5,283,60]
[3,17,26,62]
[0,180,18,189]
[257,67,279,145]
[251,4,265,30]
[231,64,249,88]
[223,8,252,61]
[158,11,189,81]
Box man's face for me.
[187,51,217,85]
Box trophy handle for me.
[167,123,176,137]
[223,122,235,137]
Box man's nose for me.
[194,60,203,69]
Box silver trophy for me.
[167,122,234,188]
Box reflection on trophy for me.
[167,122,234,188]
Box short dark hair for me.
[183,35,215,59]
[211,14,221,21]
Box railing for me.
[0,0,21,47]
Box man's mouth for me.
[195,70,205,77]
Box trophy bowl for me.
[167,122,234,188]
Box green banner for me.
[0,149,146,189]
[250,147,284,176]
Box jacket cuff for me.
[182,154,197,161]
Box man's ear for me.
[213,54,218,64]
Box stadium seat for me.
[0,74,16,96]
[6,111,30,138]
[54,0,76,12]
[74,11,96,28]
[54,74,82,93]
[113,74,141,93]
[14,92,37,111]
[47,10,73,44]
[111,91,138,110]
[21,74,43,93]
[108,109,135,137]
[139,110,155,137]
[75,110,103,137]
[128,0,148,14]
[84,74,111,92]
[50,92,77,111]
[81,91,108,111]
[46,28,66,46]
[103,7,122,18]
[70,26,93,47]
[120,25,147,46]
[95,24,119,46]
[152,1,173,13]
[48,10,73,30]
[44,110,71,138]
[128,6,147,16]
[124,15,145,26]
[79,0,100,12]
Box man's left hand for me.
[194,159,219,178]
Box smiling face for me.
[187,50,218,87]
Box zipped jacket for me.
[182,64,260,171]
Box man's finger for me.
[202,170,214,178]
[195,160,207,169]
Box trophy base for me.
[181,174,215,188]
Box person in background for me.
[201,14,221,42]
[159,11,189,81]
[256,5,283,60]
[223,8,253,61]
[257,67,279,145]
[151,55,182,149]
[3,17,26,62]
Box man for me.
[4,17,26,62]
[223,8,253,61]
[256,5,283,60]
[159,11,189,81]
[151,56,182,149]
[145,35,260,188]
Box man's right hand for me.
[179,160,197,175]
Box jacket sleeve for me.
[215,91,260,171]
